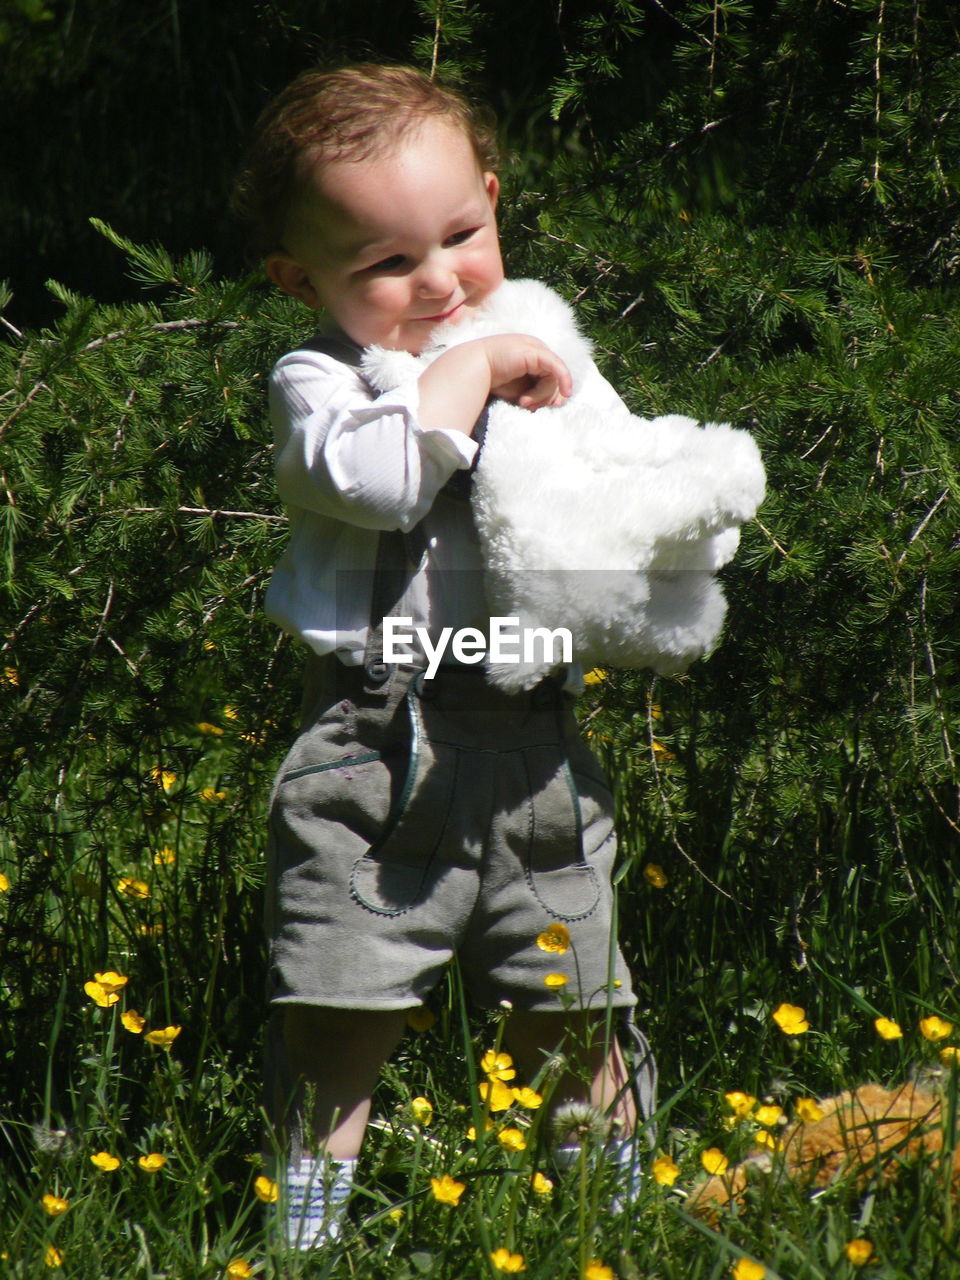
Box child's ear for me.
[265,252,322,308]
[484,172,500,208]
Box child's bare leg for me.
[503,1010,637,1135]
[271,1006,407,1248]
[282,1006,409,1158]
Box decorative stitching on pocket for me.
[280,750,382,785]
[368,686,422,852]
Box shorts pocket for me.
[270,749,398,878]
[522,744,602,922]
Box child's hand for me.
[480,335,573,410]
[417,335,572,437]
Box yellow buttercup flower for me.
[0,873,9,892]
[94,970,128,993]
[754,1104,783,1128]
[199,787,228,803]
[497,1127,527,1152]
[643,862,668,889]
[701,1148,729,1175]
[44,1246,62,1269]
[731,1261,765,1280]
[724,1091,756,1119]
[466,1119,494,1140]
[543,973,568,989]
[651,1154,680,1186]
[253,1175,278,1203]
[845,1239,874,1266]
[138,1153,167,1173]
[874,1016,902,1040]
[121,1009,146,1034]
[225,1261,252,1279]
[772,1002,809,1034]
[222,705,239,721]
[753,1130,780,1152]
[479,1078,517,1112]
[84,970,128,1007]
[409,1096,434,1126]
[117,876,150,899]
[145,1025,182,1050]
[430,1174,466,1206]
[481,1050,516,1082]
[583,1263,615,1280]
[582,668,607,685]
[512,1086,543,1110]
[530,1171,553,1194]
[41,1194,69,1216]
[154,846,176,866]
[795,1097,825,1123]
[536,923,570,954]
[940,1046,960,1066]
[196,722,224,736]
[406,1006,436,1032]
[490,1248,525,1272]
[919,1015,953,1042]
[90,1151,121,1171]
[150,767,178,793]
[85,980,120,1007]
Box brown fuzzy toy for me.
[688,1082,960,1216]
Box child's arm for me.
[269,334,569,535]
[417,335,572,436]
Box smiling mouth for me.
[416,302,464,324]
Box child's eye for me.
[444,227,479,247]
[365,254,406,273]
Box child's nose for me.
[415,254,457,298]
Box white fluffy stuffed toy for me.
[362,279,766,690]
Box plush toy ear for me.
[360,346,423,393]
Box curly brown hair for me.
[232,63,499,259]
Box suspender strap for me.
[361,521,425,690]
[298,332,366,365]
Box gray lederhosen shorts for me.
[265,655,636,1013]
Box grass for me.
[2,668,959,1280]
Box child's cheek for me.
[466,240,503,287]
[365,278,405,314]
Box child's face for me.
[267,117,504,354]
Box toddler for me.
[233,63,656,1248]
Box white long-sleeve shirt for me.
[264,345,486,663]
[264,338,629,668]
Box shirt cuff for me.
[416,420,479,469]
[353,375,480,470]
